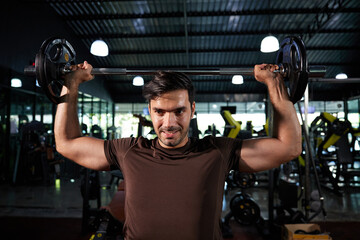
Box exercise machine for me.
[310,112,360,194]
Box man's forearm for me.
[268,78,302,159]
[51,62,109,170]
[54,81,82,151]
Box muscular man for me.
[55,61,301,240]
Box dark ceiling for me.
[1,0,360,103]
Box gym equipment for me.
[106,126,118,140]
[204,124,221,137]
[90,125,103,139]
[81,168,124,239]
[220,106,241,138]
[81,168,101,234]
[133,114,154,137]
[276,36,309,105]
[222,192,262,238]
[24,36,326,104]
[88,209,123,240]
[310,112,360,195]
[220,106,253,139]
[227,170,256,189]
[12,120,52,185]
[229,193,261,225]
[296,104,326,221]
[188,112,201,138]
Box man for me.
[55,61,301,239]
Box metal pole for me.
[303,87,311,220]
[90,68,255,76]
[25,65,327,77]
[267,96,275,224]
[90,66,326,77]
[183,0,189,69]
[309,78,360,83]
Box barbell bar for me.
[24,36,326,104]
[24,65,326,77]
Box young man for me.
[54,61,301,240]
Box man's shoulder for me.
[191,135,233,147]
[195,135,235,143]
[137,136,157,147]
[124,136,155,146]
[107,136,154,148]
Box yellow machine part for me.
[264,118,269,136]
[323,134,342,149]
[353,128,360,137]
[321,112,337,123]
[223,110,241,139]
[298,155,305,167]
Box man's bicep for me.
[239,137,286,173]
[62,137,109,171]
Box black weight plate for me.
[36,37,76,104]
[276,36,308,103]
[234,172,256,189]
[230,193,261,225]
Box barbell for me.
[24,36,326,104]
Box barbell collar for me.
[24,66,36,76]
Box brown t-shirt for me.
[104,135,242,240]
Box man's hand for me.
[65,61,94,86]
[254,64,280,85]
[254,63,290,102]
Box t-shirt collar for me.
[154,137,192,154]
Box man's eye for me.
[176,110,184,115]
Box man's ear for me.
[191,101,196,119]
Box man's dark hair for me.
[142,71,195,104]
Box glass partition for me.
[348,99,359,128]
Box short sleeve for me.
[104,137,137,170]
[213,137,242,173]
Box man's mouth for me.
[161,130,178,138]
[159,127,181,138]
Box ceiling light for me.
[232,75,244,85]
[11,78,22,88]
[90,39,109,57]
[335,73,348,79]
[133,76,144,86]
[260,35,279,53]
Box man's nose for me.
[163,112,176,127]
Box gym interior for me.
[1,1,360,239]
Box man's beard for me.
[158,125,188,147]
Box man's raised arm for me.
[239,64,302,172]
[54,61,110,171]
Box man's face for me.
[149,89,195,149]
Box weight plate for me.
[36,37,76,104]
[234,171,256,189]
[276,36,308,103]
[230,193,261,225]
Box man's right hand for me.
[253,63,281,86]
[65,61,94,86]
